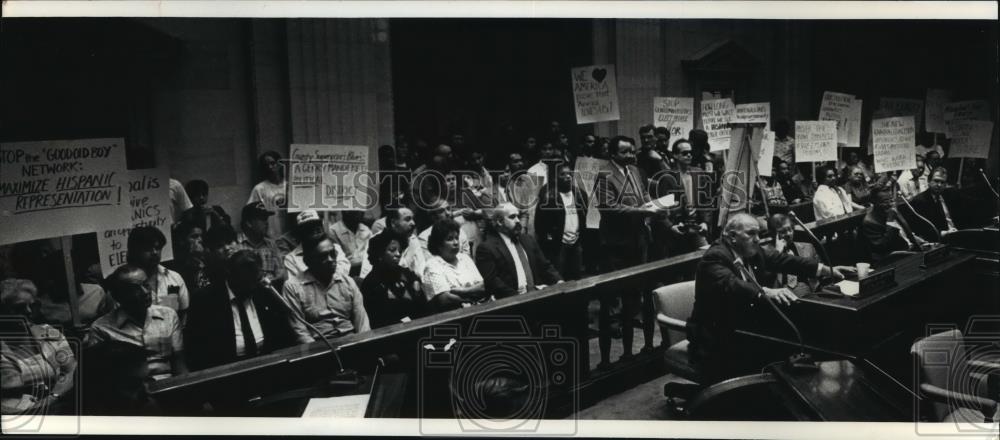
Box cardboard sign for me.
[944,100,991,137]
[947,120,994,159]
[653,97,694,138]
[818,91,854,145]
[925,89,953,134]
[288,144,373,212]
[757,130,776,177]
[571,64,620,124]
[97,168,174,277]
[701,98,735,152]
[733,102,771,129]
[878,97,924,133]
[794,121,838,163]
[0,138,130,246]
[573,157,610,229]
[872,116,917,173]
[845,99,863,147]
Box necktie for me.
[513,240,536,292]
[936,195,957,231]
[734,260,759,286]
[235,298,258,356]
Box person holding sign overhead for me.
[126,226,190,325]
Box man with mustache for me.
[474,203,562,300]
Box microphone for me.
[889,179,941,243]
[980,169,1000,199]
[260,278,359,386]
[787,211,831,266]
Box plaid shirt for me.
[237,232,288,282]
[282,270,371,344]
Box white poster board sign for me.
[947,120,994,159]
[794,121,838,163]
[944,100,991,138]
[0,138,130,246]
[701,98,735,152]
[757,130,776,177]
[925,89,953,134]
[872,116,917,173]
[818,91,854,145]
[288,144,373,212]
[653,97,694,138]
[845,99,863,147]
[733,102,771,129]
[97,168,174,277]
[571,64,620,124]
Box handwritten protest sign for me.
[818,91,854,145]
[757,130,776,177]
[0,138,130,246]
[97,168,173,277]
[925,89,953,134]
[947,120,994,159]
[845,99,863,147]
[878,98,924,133]
[944,100,991,137]
[653,97,694,138]
[573,157,610,229]
[872,116,917,173]
[733,102,771,129]
[794,121,838,163]
[701,98,735,152]
[571,64,620,124]
[288,144,373,212]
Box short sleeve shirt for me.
[88,305,183,381]
[421,254,484,300]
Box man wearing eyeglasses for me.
[657,138,711,254]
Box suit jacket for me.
[594,162,652,250]
[760,240,819,296]
[534,184,589,257]
[688,240,818,363]
[475,231,562,299]
[654,166,711,225]
[907,188,974,239]
[185,282,296,371]
[862,210,913,261]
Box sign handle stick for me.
[958,158,965,188]
[60,236,81,329]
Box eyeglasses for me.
[678,151,693,156]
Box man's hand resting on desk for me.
[762,287,798,306]
[817,264,855,282]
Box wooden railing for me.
[147,205,874,417]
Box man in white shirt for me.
[282,210,351,279]
[896,154,928,200]
[329,210,373,278]
[534,164,589,280]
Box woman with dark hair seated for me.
[420,219,487,312]
[360,232,426,328]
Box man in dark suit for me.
[594,135,671,366]
[907,167,977,240]
[476,202,562,300]
[654,138,712,255]
[534,163,589,280]
[687,213,852,383]
[185,250,296,372]
[863,184,929,262]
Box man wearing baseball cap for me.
[237,202,288,287]
[281,210,350,279]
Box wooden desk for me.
[768,359,915,422]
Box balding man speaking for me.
[687,213,854,383]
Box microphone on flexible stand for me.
[981,169,1000,199]
[787,211,831,266]
[739,261,818,371]
[261,278,360,388]
[889,179,941,243]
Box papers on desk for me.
[835,280,859,297]
[643,194,677,210]
[301,393,370,418]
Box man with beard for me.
[687,213,852,383]
[126,226,190,324]
[534,164,589,280]
[773,159,806,204]
[475,203,562,299]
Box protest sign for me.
[925,89,953,134]
[653,97,694,138]
[794,121,838,163]
[872,116,917,173]
[0,138,130,246]
[571,64,620,124]
[573,157,609,229]
[97,168,174,277]
[878,97,924,133]
[944,100,991,137]
[757,130,776,177]
[818,91,854,145]
[947,120,994,159]
[733,102,771,129]
[288,144,373,212]
[845,99,863,147]
[700,98,735,152]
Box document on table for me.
[301,393,371,418]
[836,280,859,296]
[644,194,676,209]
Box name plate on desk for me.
[921,245,950,268]
[859,267,896,296]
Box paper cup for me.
[856,262,871,278]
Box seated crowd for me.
[0,119,986,415]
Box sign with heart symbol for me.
[571,64,620,124]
